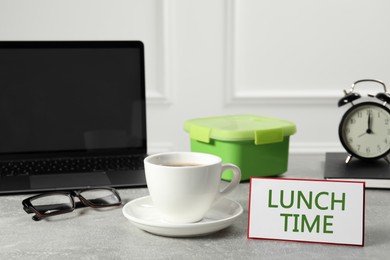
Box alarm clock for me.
[338,79,390,163]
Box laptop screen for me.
[0,41,146,156]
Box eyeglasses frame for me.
[22,187,122,221]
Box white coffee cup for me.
[144,152,241,224]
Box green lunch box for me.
[183,115,296,181]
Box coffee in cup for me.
[144,152,241,224]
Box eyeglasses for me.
[22,187,122,221]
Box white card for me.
[248,178,365,246]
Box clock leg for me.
[384,156,390,164]
[345,154,353,164]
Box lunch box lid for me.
[184,115,296,145]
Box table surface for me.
[1,154,389,260]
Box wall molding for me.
[148,142,343,156]
[226,89,341,105]
[223,0,340,106]
[148,141,343,156]
[147,142,175,155]
[146,0,172,105]
[290,142,343,155]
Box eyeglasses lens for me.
[30,194,73,215]
[80,189,120,206]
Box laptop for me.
[0,41,147,194]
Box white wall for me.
[1,0,390,154]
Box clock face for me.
[339,102,390,159]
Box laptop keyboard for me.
[0,155,145,177]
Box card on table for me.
[247,178,365,246]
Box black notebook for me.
[0,41,147,194]
[324,152,390,189]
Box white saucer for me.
[122,196,243,237]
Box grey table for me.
[0,154,389,259]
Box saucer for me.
[122,196,243,237]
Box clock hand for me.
[358,132,366,138]
[367,112,373,134]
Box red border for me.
[247,177,365,247]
